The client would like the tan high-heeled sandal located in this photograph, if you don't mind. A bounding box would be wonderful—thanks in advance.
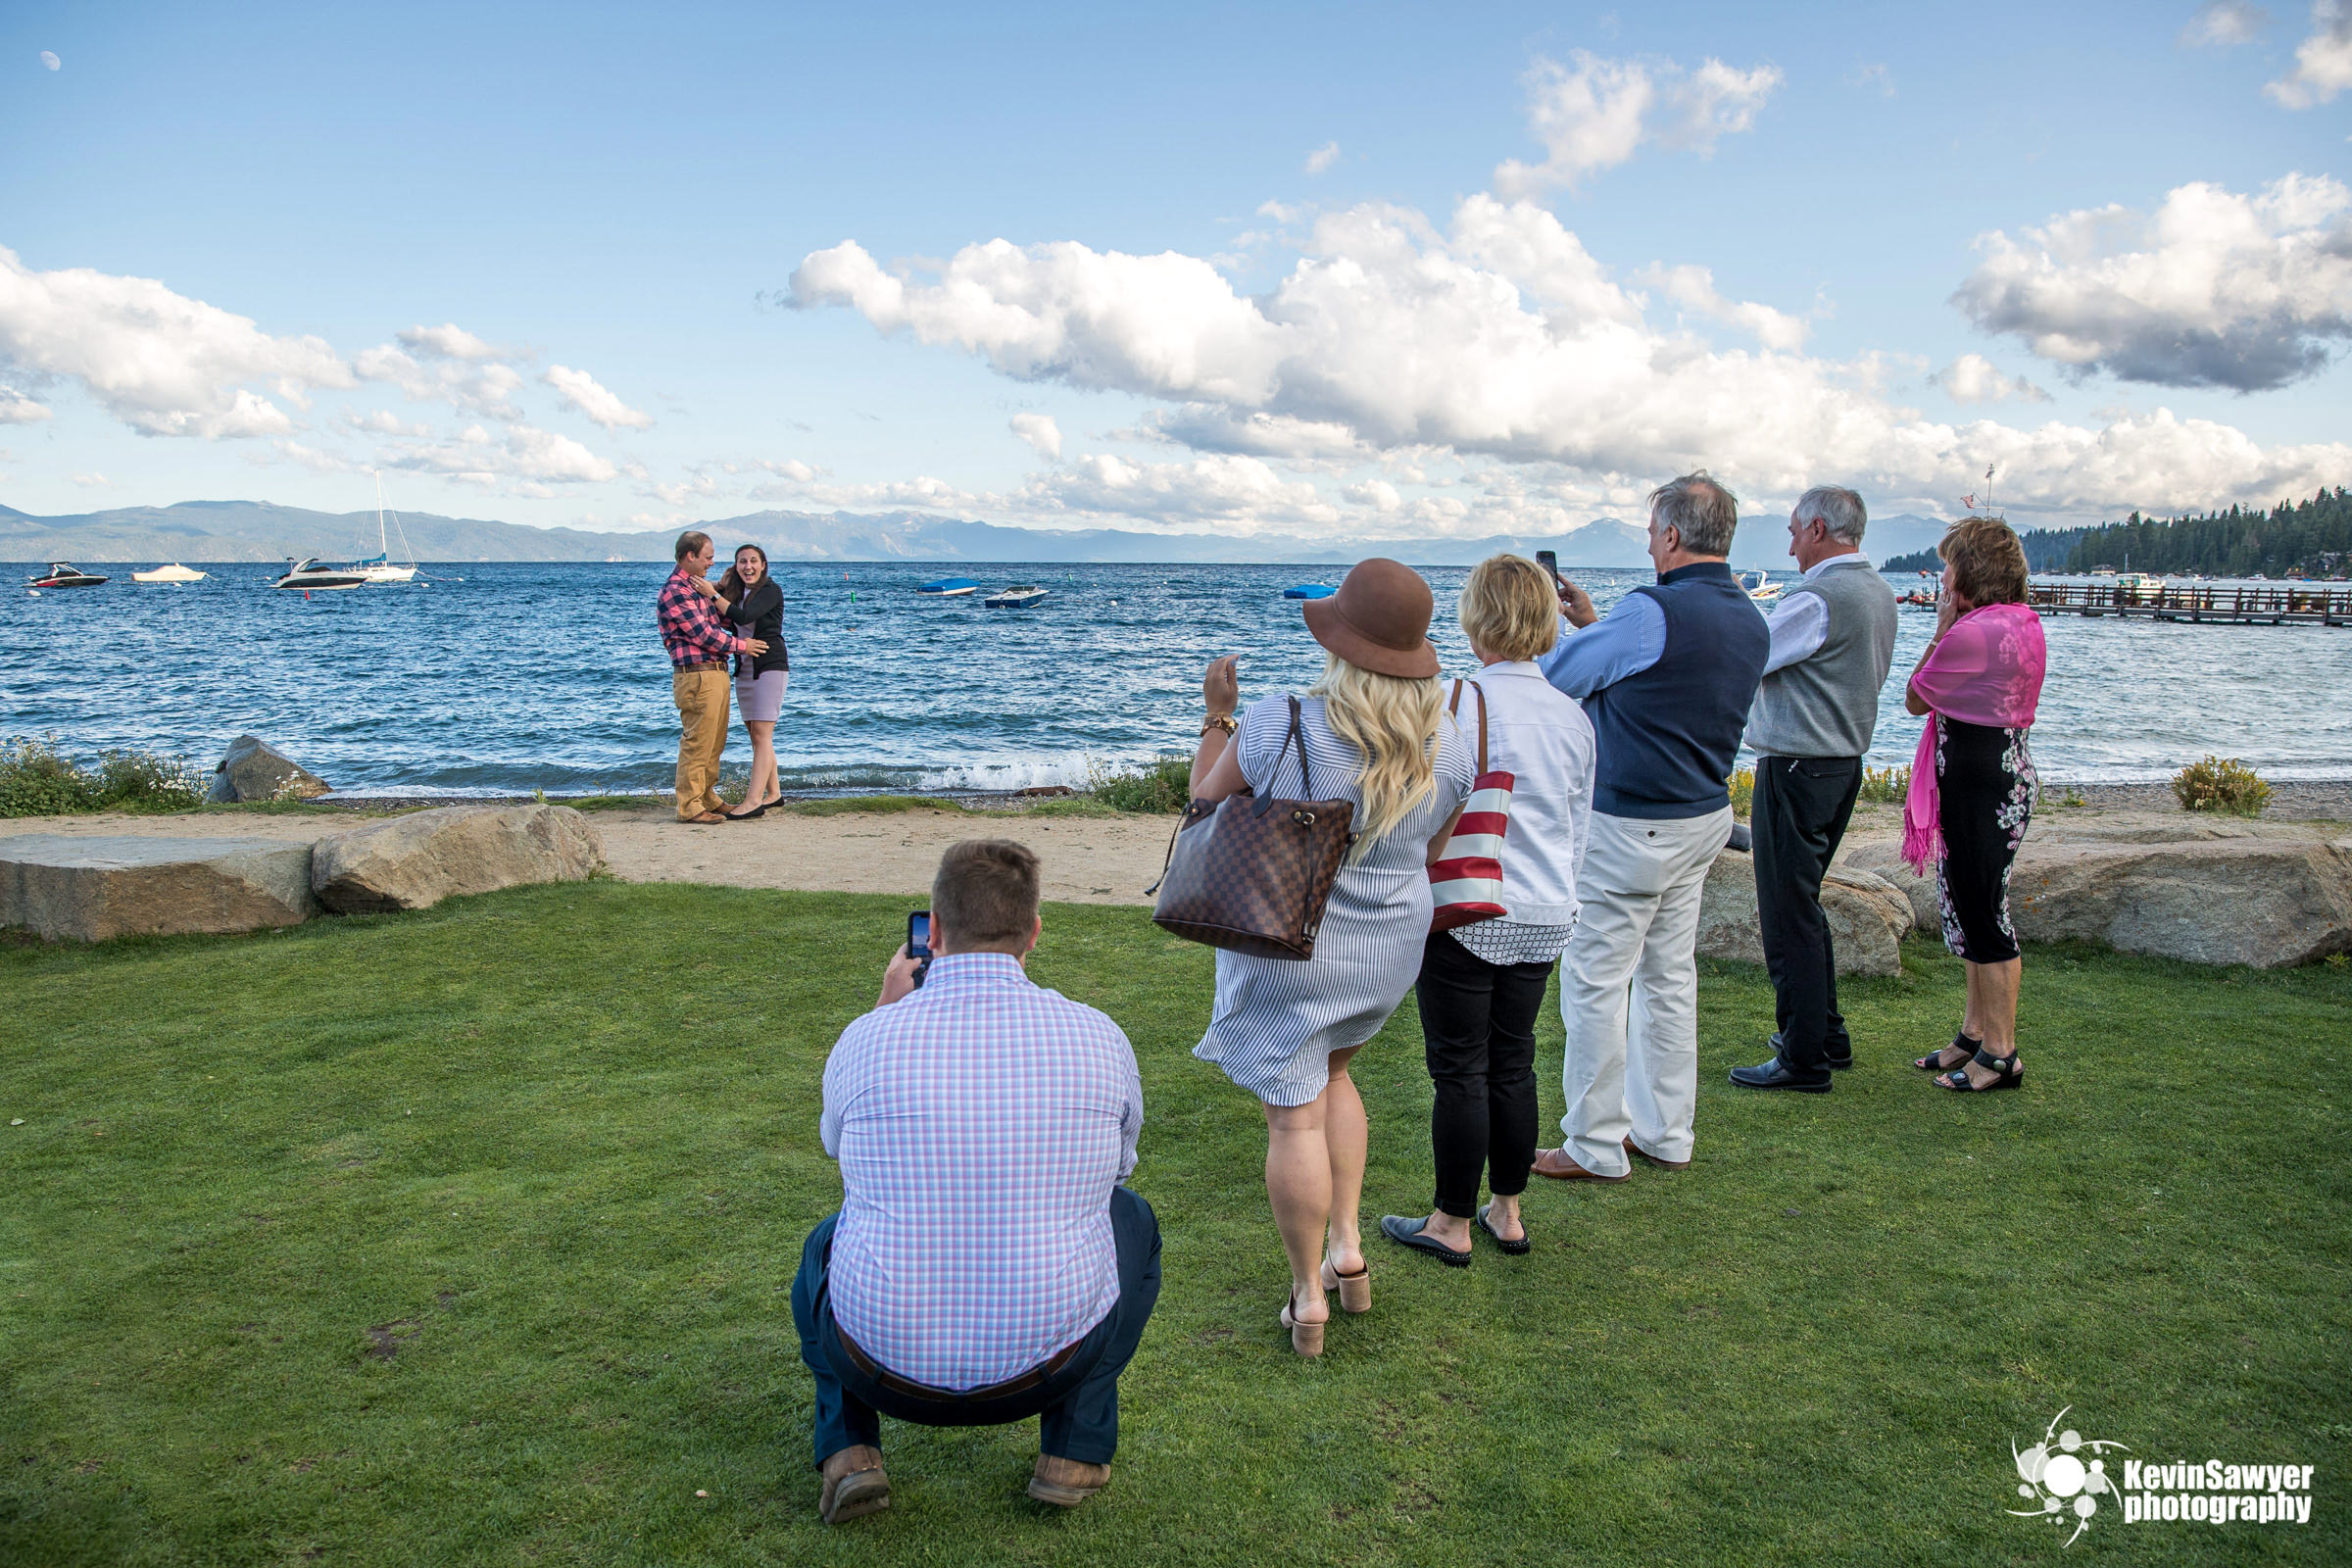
[1281,1294,1325,1356]
[1319,1257,1372,1314]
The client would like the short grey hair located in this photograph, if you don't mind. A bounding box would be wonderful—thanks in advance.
[1647,471,1740,558]
[1794,485,1867,545]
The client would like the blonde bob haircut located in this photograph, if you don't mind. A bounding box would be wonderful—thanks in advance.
[1458,555,1561,662]
[1308,654,1444,853]
[1938,516,2030,608]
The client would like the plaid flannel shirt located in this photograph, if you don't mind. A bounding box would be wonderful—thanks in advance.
[820,951,1144,1391]
[657,565,746,669]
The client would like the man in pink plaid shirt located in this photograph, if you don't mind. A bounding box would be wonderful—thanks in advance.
[656,530,764,821]
[791,839,1158,1524]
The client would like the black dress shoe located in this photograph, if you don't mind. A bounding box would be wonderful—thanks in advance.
[1729,1057,1833,1093]
[1770,1031,1852,1072]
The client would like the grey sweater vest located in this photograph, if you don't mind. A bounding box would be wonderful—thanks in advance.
[1745,562,1899,759]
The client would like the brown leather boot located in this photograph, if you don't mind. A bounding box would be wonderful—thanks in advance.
[1028,1453,1112,1507]
[819,1445,890,1525]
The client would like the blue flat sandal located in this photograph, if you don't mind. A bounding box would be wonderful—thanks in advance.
[1379,1214,1472,1267]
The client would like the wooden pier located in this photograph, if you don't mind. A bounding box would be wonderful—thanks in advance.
[2028,582,2352,626]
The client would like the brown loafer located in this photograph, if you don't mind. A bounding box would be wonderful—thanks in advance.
[1624,1136,1690,1171]
[1028,1453,1111,1507]
[677,810,726,825]
[819,1445,890,1525]
[1531,1147,1628,1182]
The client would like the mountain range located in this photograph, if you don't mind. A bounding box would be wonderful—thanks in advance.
[0,499,1954,570]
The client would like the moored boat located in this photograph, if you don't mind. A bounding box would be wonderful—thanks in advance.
[271,557,368,591]
[27,563,107,588]
[983,585,1049,608]
[1282,583,1335,600]
[916,576,981,597]
[131,564,207,583]
[1740,569,1782,604]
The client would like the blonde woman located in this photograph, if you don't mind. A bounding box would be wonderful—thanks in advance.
[1383,556,1594,1267]
[1188,559,1474,1356]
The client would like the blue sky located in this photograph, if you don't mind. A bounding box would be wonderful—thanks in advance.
[4,1,2350,539]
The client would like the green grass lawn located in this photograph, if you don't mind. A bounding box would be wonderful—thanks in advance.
[2,885,2345,1566]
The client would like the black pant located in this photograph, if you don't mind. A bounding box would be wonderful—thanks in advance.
[791,1188,1162,1469]
[1413,930,1551,1218]
[1752,755,1863,1076]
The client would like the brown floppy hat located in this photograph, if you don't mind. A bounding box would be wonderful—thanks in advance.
[1302,558,1441,679]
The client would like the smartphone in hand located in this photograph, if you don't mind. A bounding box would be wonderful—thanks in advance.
[1535,549,1565,590]
[907,909,933,989]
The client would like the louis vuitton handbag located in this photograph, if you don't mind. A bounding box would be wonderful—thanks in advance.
[1148,696,1356,959]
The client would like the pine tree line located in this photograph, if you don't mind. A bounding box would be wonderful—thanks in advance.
[2062,489,2352,576]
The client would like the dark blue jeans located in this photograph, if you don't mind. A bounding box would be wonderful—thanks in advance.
[791,1187,1160,1469]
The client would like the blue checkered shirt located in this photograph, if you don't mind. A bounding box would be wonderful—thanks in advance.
[820,951,1144,1391]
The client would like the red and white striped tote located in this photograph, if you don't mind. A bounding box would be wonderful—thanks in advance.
[1429,678,1514,932]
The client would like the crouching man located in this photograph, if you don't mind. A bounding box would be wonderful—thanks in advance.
[791,838,1158,1524]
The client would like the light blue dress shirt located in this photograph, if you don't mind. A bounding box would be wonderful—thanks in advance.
[1538,590,1667,699]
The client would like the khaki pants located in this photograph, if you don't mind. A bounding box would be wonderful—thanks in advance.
[673,667,731,818]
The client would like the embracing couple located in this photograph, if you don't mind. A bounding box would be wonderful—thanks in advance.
[655,529,792,822]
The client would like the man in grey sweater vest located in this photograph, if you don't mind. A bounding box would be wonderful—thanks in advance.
[1730,486,1899,1093]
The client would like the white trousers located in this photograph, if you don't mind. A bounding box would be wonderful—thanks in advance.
[1558,807,1731,1175]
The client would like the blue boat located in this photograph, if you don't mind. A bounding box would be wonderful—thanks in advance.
[915,577,981,597]
[1282,583,1335,600]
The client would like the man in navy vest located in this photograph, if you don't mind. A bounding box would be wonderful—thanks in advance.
[1532,473,1769,1181]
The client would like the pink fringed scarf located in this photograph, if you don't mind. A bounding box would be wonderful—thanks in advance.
[1901,602,2047,873]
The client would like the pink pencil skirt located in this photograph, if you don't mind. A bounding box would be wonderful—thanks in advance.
[735,669,788,723]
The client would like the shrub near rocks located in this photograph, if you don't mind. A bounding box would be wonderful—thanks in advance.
[2174,756,2273,817]
[0,736,206,817]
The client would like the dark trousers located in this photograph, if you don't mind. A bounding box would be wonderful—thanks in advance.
[1752,755,1864,1076]
[790,1188,1160,1470]
[1413,930,1551,1218]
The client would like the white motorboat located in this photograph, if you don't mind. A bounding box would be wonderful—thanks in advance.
[1740,569,1783,604]
[131,564,207,583]
[984,585,1049,608]
[271,557,368,591]
[917,576,981,596]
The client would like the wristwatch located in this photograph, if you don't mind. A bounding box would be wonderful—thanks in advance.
[1200,713,1238,737]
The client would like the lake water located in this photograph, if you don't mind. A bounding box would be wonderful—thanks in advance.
[6,561,2350,795]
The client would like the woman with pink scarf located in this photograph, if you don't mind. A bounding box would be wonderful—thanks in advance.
[1899,517,2047,1092]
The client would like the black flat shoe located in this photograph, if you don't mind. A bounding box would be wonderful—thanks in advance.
[1936,1047,2024,1092]
[1379,1214,1471,1267]
[724,802,769,820]
[1474,1203,1530,1255]
[1772,1030,1852,1072]
[1729,1057,1833,1093]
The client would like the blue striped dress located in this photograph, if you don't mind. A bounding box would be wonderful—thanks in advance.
[1193,693,1475,1106]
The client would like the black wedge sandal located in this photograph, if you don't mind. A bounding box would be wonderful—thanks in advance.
[1914,1031,1981,1072]
[1936,1046,2024,1092]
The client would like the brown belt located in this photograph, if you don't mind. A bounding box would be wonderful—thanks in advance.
[673,660,725,672]
[831,1316,1086,1403]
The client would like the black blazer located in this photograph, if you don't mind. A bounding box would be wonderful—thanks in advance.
[724,578,789,676]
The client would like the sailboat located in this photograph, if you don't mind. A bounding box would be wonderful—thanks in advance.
[354,472,419,583]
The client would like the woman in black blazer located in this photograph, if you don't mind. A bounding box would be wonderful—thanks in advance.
[712,544,789,819]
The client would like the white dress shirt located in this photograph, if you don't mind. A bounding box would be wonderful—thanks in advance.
[1761,552,1879,675]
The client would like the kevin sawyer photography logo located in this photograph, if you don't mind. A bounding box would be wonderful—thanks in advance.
[2005,1407,2317,1547]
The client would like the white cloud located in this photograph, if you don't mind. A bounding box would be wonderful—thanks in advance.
[381,421,615,486]
[70,471,110,487]
[792,192,2352,515]
[343,407,431,437]
[2181,1,2271,46]
[269,440,351,474]
[0,385,49,424]
[355,343,525,417]
[1304,141,1342,175]
[0,244,350,437]
[1009,411,1062,459]
[39,51,59,71]
[1494,50,1781,196]
[2268,1,2352,104]
[1931,354,2051,405]
[544,364,653,429]
[1849,62,1895,97]
[397,322,503,361]
[1953,172,2352,389]
[1640,263,1809,349]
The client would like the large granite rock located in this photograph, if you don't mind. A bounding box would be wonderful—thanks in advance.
[1692,848,1915,977]
[311,804,605,913]
[0,834,315,941]
[207,735,329,803]
[1841,835,2352,969]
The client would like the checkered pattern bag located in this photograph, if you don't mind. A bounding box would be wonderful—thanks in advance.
[1429,679,1513,932]
[1148,696,1356,960]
